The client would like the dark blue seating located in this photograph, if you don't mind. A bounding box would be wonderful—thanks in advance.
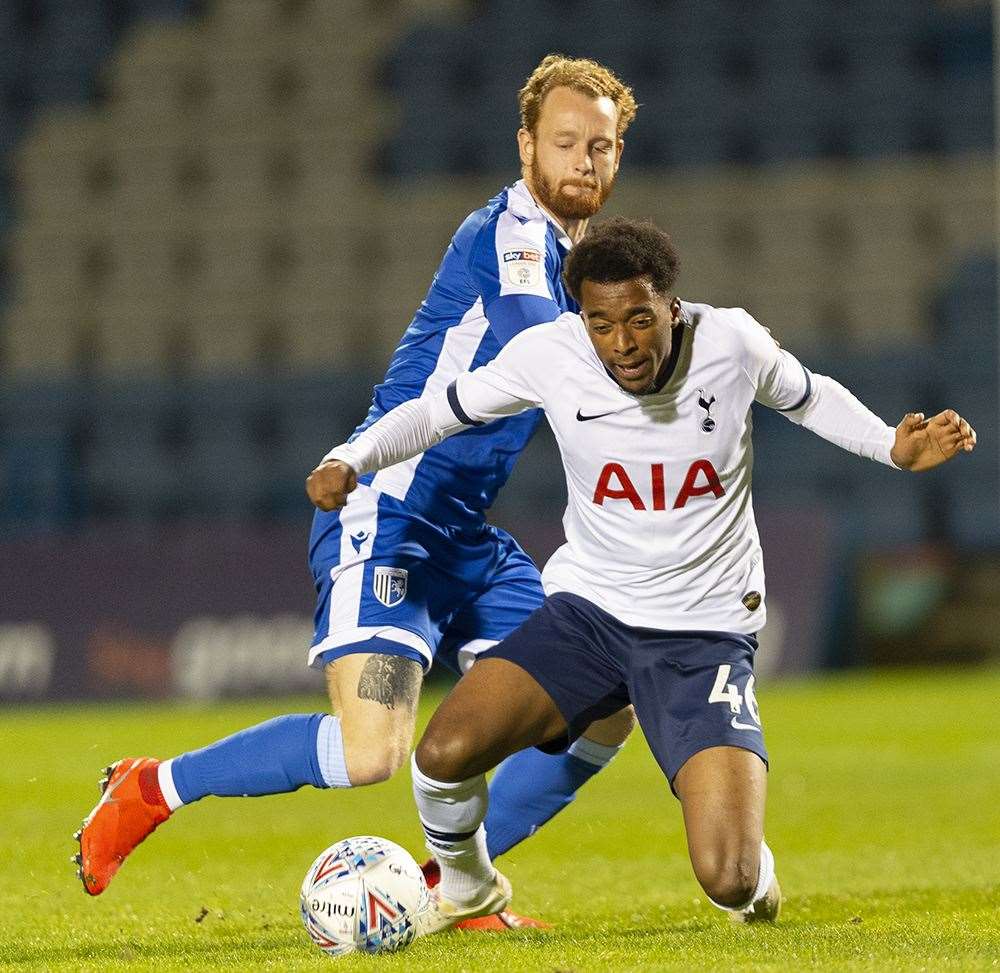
[377,0,991,175]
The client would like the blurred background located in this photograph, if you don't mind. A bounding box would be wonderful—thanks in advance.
[0,0,995,703]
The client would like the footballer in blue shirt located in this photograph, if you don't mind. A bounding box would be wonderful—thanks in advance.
[77,55,639,924]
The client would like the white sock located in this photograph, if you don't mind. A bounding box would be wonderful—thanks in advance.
[568,735,624,767]
[752,840,776,904]
[317,714,351,788]
[709,840,776,913]
[157,759,184,812]
[411,754,493,906]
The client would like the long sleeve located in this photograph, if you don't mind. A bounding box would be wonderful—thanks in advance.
[321,329,546,476]
[782,373,898,467]
[740,309,898,467]
[321,395,464,476]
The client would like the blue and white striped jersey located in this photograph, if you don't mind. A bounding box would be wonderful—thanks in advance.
[321,179,576,533]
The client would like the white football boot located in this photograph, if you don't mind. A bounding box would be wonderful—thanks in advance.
[730,875,782,923]
[415,868,512,937]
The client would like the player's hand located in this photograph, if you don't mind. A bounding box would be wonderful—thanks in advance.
[306,460,358,511]
[890,410,977,472]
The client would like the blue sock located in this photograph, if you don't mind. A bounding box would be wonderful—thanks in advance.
[169,713,350,805]
[484,738,621,859]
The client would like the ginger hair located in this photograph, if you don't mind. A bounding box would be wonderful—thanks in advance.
[518,54,637,138]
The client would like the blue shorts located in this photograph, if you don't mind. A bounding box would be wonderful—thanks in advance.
[308,485,544,674]
[480,592,768,785]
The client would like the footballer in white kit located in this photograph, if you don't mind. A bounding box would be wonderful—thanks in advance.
[453,297,802,636]
[314,217,977,932]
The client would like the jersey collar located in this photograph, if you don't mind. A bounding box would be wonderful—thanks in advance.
[643,315,687,395]
[507,179,574,251]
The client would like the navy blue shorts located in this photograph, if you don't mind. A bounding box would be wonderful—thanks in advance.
[479,592,768,785]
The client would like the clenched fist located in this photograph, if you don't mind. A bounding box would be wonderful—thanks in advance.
[306,459,358,511]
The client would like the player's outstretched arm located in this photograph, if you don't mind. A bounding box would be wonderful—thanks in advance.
[889,410,977,472]
[304,394,461,512]
[306,360,540,511]
[765,359,974,472]
[750,314,977,473]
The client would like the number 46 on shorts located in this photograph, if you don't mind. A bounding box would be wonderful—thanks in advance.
[708,664,761,730]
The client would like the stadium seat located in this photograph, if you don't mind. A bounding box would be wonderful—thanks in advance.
[172,378,269,514]
[75,379,173,515]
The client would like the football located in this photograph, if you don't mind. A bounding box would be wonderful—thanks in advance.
[299,836,429,956]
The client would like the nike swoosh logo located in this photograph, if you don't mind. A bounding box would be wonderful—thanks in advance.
[730,716,761,732]
[576,409,615,422]
[84,759,146,824]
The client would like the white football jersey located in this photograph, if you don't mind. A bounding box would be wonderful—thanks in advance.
[445,302,872,632]
[331,301,898,634]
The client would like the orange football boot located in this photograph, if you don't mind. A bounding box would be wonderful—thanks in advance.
[455,911,552,931]
[420,858,551,931]
[74,757,171,895]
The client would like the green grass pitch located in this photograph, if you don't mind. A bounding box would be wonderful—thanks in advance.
[1,667,998,971]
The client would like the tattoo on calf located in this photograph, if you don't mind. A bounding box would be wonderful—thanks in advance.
[357,655,419,710]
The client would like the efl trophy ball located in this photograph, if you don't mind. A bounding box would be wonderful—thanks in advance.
[299,836,429,957]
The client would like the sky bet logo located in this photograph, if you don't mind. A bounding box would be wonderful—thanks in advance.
[592,460,725,510]
[503,248,542,287]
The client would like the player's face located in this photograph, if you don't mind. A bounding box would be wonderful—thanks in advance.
[580,276,681,395]
[519,86,622,221]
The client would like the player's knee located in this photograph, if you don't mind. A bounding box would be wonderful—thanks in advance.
[414,730,477,783]
[692,850,759,909]
[343,736,410,786]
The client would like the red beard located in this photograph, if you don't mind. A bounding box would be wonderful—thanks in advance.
[531,160,614,221]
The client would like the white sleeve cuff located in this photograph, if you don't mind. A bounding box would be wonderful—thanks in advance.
[322,441,364,472]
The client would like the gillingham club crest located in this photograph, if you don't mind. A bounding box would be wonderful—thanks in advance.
[373,567,408,608]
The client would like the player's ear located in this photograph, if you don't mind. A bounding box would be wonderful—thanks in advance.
[517,127,534,167]
[670,297,681,325]
[613,138,624,173]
